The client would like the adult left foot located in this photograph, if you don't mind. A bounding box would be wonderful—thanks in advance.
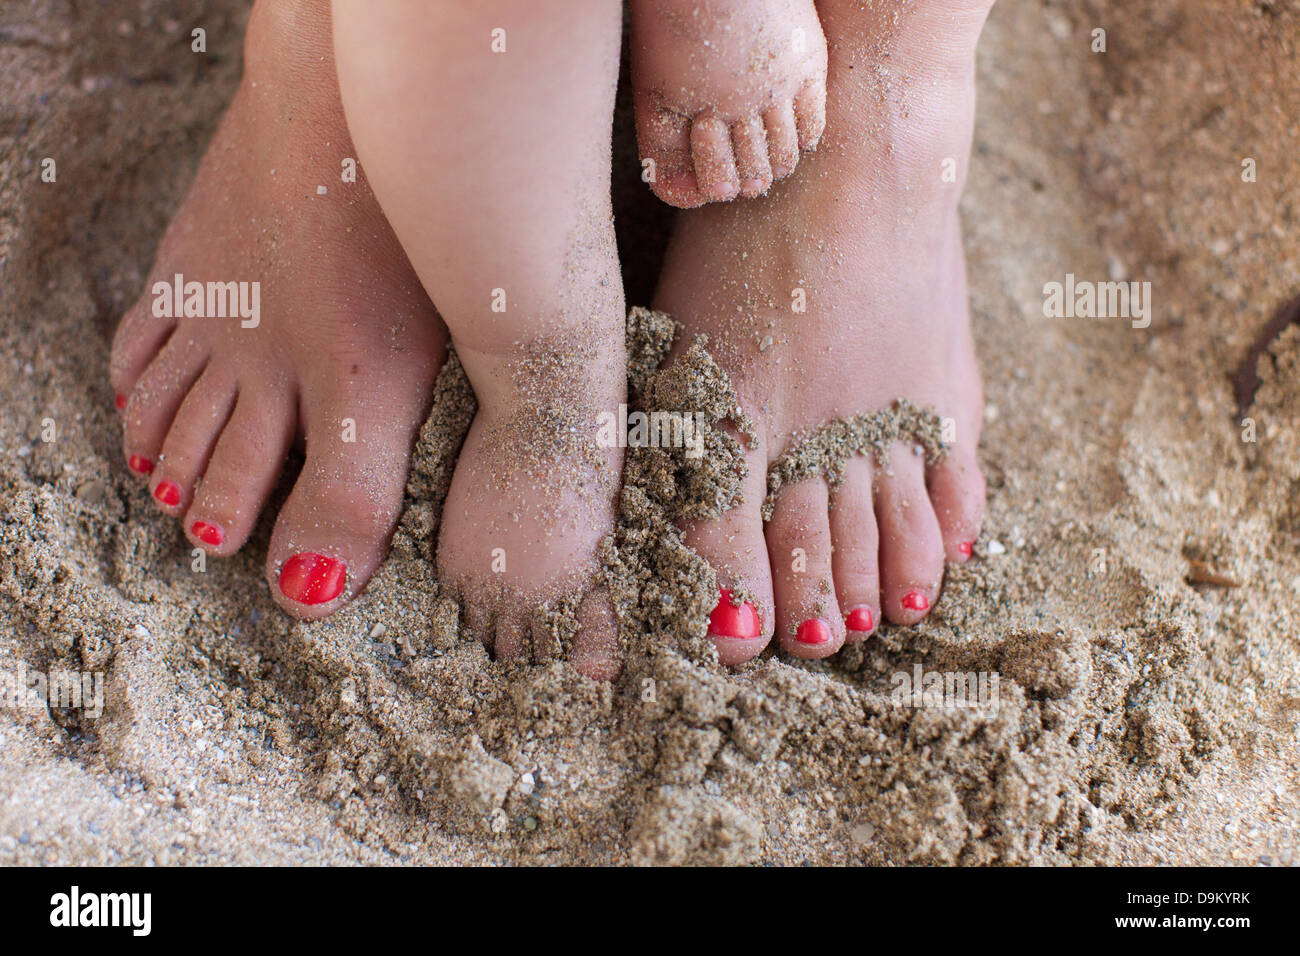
[654,0,995,663]
[109,1,445,619]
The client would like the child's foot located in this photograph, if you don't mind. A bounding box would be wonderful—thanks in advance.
[333,0,627,678]
[110,1,445,619]
[631,0,828,206]
[654,0,995,664]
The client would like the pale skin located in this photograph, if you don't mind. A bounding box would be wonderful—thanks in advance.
[332,0,628,678]
[630,0,828,205]
[109,0,992,676]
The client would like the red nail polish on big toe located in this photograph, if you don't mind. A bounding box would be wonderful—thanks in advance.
[796,619,831,645]
[845,606,875,633]
[153,480,180,507]
[708,587,760,639]
[114,392,126,411]
[279,552,347,605]
[190,521,224,547]
[902,590,930,612]
[128,455,153,475]
[957,541,973,559]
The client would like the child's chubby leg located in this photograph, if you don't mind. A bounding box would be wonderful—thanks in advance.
[630,0,828,206]
[332,0,626,677]
[109,0,446,619]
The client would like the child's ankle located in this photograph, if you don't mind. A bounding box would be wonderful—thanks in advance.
[459,330,626,411]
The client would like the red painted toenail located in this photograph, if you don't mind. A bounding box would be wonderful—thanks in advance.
[279,552,347,605]
[153,480,181,507]
[190,521,223,547]
[796,619,831,645]
[128,455,153,475]
[845,606,875,633]
[708,587,760,639]
[114,392,126,411]
[902,590,930,612]
[958,541,973,558]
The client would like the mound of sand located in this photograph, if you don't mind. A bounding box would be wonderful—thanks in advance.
[1,0,1297,864]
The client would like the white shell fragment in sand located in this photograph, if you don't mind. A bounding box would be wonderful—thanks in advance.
[850,822,876,845]
[987,540,1007,555]
[369,623,387,639]
[75,479,106,504]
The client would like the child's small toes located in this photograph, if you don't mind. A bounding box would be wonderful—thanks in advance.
[690,116,740,202]
[762,103,800,180]
[634,94,703,207]
[457,599,493,651]
[492,610,529,662]
[794,77,827,151]
[731,116,773,197]
[569,590,621,681]
[655,168,704,208]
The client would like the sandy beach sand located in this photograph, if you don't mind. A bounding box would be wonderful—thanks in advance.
[1,0,1297,865]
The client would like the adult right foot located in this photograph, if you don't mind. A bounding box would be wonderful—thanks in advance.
[655,0,995,664]
[110,0,445,618]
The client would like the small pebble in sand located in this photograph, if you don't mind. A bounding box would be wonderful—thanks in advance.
[130,624,150,640]
[523,816,538,831]
[987,540,1007,555]
[75,479,105,504]
[369,623,387,639]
